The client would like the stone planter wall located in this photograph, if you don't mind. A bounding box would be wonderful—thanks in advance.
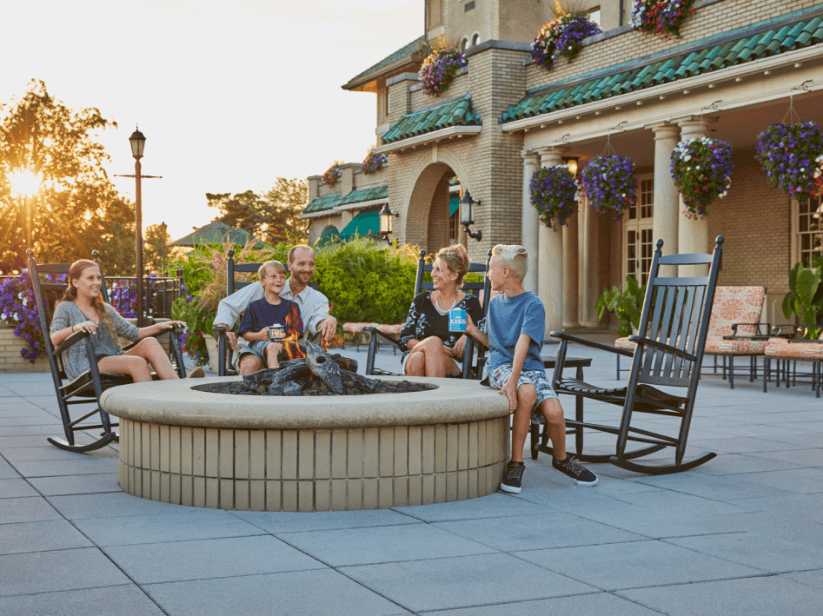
[0,326,48,373]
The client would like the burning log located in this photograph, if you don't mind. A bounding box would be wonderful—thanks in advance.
[306,340,344,394]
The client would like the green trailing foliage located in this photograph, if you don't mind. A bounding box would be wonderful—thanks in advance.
[782,255,823,340]
[596,275,646,337]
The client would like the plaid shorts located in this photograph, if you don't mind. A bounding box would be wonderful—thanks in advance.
[486,365,558,424]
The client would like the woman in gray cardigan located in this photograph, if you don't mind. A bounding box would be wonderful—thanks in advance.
[49,260,204,382]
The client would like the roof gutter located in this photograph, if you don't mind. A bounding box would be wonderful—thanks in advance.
[374,125,483,154]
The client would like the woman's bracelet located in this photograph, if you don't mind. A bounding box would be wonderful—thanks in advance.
[71,324,77,333]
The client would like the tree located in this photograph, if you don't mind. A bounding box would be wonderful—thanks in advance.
[206,178,308,246]
[144,223,172,274]
[262,178,308,245]
[0,80,136,273]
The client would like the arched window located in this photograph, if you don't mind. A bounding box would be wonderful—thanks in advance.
[460,37,469,52]
[471,32,481,46]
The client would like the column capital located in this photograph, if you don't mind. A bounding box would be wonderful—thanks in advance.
[647,122,680,140]
[536,145,569,167]
[673,115,718,141]
[520,150,540,165]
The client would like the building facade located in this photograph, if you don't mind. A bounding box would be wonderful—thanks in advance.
[302,0,823,331]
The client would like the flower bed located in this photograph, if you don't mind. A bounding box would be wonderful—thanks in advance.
[581,155,638,221]
[670,137,733,219]
[631,0,696,38]
[531,13,601,70]
[530,165,579,229]
[0,272,55,363]
[419,46,467,97]
[755,122,823,204]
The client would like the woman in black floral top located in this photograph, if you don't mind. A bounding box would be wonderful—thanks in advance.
[400,244,486,377]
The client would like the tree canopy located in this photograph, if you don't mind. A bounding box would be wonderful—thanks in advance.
[0,80,136,273]
[207,178,308,246]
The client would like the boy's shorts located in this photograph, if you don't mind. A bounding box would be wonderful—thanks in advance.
[243,340,282,363]
[486,364,558,424]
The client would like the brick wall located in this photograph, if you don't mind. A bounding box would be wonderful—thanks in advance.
[0,327,48,373]
[525,0,822,91]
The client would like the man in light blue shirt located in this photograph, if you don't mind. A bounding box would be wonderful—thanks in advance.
[466,244,597,493]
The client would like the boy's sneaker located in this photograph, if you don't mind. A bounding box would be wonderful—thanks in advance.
[553,455,598,486]
[500,461,525,494]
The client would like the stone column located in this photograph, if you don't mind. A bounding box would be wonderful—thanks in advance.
[579,199,600,328]
[537,146,567,336]
[520,150,540,293]
[563,208,580,329]
[649,123,680,274]
[677,117,714,277]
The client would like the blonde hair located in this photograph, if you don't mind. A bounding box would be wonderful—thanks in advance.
[435,244,470,285]
[63,260,115,335]
[492,245,529,282]
[258,261,286,279]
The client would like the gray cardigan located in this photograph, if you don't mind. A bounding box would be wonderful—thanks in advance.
[50,301,139,380]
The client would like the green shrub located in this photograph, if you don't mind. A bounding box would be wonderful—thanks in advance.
[596,275,646,337]
[782,255,823,340]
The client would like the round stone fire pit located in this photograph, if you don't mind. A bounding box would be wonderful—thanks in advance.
[100,376,510,512]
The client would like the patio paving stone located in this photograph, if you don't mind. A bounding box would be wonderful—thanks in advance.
[13,456,119,477]
[0,519,93,555]
[0,585,165,616]
[145,568,411,616]
[343,552,598,612]
[0,478,39,498]
[782,569,823,589]
[232,508,420,534]
[0,496,62,524]
[29,472,121,496]
[618,576,823,615]
[425,592,662,615]
[393,491,552,522]
[278,522,495,567]
[47,491,187,520]
[0,547,131,596]
[514,540,760,591]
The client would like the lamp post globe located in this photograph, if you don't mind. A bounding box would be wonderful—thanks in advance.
[129,127,146,160]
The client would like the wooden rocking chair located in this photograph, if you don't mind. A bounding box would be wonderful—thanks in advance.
[544,236,724,475]
[28,250,186,453]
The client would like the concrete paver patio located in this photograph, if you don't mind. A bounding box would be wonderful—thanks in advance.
[1,344,821,615]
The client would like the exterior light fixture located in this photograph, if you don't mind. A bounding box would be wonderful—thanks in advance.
[562,156,579,176]
[129,126,146,160]
[460,190,482,242]
[379,203,398,240]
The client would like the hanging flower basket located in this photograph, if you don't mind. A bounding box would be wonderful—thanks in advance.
[323,165,342,186]
[418,46,467,97]
[755,121,823,204]
[630,0,696,38]
[360,151,387,175]
[530,165,579,230]
[581,155,638,221]
[670,137,734,219]
[531,13,601,70]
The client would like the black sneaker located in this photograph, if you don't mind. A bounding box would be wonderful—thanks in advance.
[553,455,598,486]
[500,461,525,494]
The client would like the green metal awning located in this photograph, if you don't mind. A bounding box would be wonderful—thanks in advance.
[303,192,343,214]
[450,197,459,217]
[339,210,380,239]
[382,94,481,144]
[500,8,823,124]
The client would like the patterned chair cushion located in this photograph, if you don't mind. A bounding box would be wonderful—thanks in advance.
[614,336,635,351]
[705,337,768,354]
[765,341,823,360]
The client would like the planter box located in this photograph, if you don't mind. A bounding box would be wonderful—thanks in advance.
[0,325,49,373]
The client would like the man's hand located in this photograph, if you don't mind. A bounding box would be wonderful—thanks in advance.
[317,316,338,342]
[499,376,518,413]
[214,323,238,350]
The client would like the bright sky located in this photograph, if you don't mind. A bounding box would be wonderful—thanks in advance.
[0,0,422,240]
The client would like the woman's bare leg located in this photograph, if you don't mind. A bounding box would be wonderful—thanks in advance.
[405,351,425,376]
[97,354,153,383]
[410,337,460,378]
[122,338,179,380]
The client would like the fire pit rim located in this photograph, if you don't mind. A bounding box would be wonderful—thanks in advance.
[101,375,510,430]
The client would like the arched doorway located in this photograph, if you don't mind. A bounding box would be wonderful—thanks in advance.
[403,162,461,254]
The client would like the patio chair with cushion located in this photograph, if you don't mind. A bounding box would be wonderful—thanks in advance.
[364,249,492,380]
[28,250,186,453]
[544,236,724,475]
[763,327,823,397]
[615,286,768,388]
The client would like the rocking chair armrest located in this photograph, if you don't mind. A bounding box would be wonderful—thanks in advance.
[787,338,823,344]
[123,323,183,352]
[730,322,771,337]
[628,335,697,361]
[549,331,634,357]
[362,326,402,350]
[53,330,89,356]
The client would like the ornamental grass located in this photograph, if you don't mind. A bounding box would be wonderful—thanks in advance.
[530,165,579,229]
[755,121,823,204]
[581,155,638,221]
[670,137,733,219]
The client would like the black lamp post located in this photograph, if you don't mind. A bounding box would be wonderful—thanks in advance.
[160,221,168,274]
[460,190,482,241]
[129,127,146,326]
[379,203,399,241]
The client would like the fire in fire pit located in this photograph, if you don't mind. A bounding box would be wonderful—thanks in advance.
[193,340,436,397]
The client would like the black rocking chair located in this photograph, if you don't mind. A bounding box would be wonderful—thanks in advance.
[364,249,492,380]
[28,250,186,453]
[543,236,724,475]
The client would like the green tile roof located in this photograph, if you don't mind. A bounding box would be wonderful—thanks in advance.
[382,94,481,144]
[346,36,425,87]
[500,12,823,124]
[169,221,260,247]
[303,192,343,214]
[339,184,388,206]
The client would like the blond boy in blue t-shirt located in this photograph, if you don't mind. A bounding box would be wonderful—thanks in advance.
[466,244,597,493]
